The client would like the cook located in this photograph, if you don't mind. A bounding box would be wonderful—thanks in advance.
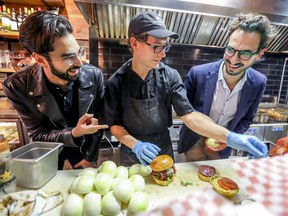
[100,11,268,166]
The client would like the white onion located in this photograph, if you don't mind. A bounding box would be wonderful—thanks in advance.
[128,164,150,177]
[94,172,112,195]
[101,191,122,216]
[69,176,81,193]
[98,160,117,178]
[79,167,97,177]
[110,177,122,190]
[83,191,101,216]
[115,165,129,178]
[113,179,135,203]
[62,193,83,216]
[127,191,149,214]
[129,174,145,191]
[76,174,95,194]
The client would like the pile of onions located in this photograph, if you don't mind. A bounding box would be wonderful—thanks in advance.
[62,161,150,216]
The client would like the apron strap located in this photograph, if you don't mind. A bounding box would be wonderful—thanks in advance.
[157,67,172,127]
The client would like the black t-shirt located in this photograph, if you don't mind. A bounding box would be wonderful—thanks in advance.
[102,61,195,127]
[46,79,79,127]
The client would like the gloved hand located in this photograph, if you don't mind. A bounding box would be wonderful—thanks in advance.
[227,132,268,158]
[132,141,161,166]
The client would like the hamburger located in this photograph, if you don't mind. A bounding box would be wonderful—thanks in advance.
[210,176,239,197]
[269,137,288,156]
[205,138,227,152]
[150,155,176,186]
[198,165,216,182]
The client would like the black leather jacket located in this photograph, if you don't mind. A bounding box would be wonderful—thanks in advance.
[3,63,105,162]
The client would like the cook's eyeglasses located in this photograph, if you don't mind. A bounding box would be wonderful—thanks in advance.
[42,47,86,66]
[224,46,260,61]
[139,40,171,54]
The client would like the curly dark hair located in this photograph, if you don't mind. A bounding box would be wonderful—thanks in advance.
[19,11,73,55]
[228,13,278,49]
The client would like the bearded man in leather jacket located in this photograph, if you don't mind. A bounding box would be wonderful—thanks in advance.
[3,11,108,169]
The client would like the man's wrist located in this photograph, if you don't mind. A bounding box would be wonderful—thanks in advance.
[72,128,80,138]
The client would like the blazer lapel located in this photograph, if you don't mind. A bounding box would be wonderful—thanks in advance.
[202,63,220,115]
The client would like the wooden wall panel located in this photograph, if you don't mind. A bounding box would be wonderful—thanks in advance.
[63,0,89,40]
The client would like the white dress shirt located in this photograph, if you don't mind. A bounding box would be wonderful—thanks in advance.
[209,62,247,127]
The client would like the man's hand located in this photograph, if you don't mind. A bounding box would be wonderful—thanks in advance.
[227,132,268,158]
[132,141,161,166]
[72,114,108,138]
[74,159,97,169]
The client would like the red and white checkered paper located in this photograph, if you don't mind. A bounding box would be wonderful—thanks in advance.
[141,155,288,216]
[231,154,288,216]
[141,187,271,216]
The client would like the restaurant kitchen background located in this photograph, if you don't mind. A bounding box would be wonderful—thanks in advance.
[0,0,287,164]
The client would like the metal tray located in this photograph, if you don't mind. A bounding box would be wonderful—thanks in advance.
[11,142,63,189]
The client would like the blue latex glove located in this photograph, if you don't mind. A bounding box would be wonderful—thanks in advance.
[132,141,161,166]
[227,132,268,158]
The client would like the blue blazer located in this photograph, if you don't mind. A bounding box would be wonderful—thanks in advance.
[177,60,267,158]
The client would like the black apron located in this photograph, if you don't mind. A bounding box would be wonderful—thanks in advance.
[120,68,173,166]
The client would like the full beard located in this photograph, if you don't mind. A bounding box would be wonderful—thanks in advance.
[49,62,80,81]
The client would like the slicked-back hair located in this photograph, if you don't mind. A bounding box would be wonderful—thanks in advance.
[228,13,278,49]
[19,11,73,55]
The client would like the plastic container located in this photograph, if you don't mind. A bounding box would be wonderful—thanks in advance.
[11,142,63,189]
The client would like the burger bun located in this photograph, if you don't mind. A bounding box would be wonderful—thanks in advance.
[205,138,227,152]
[152,174,175,186]
[211,176,239,197]
[150,155,174,171]
[198,165,216,182]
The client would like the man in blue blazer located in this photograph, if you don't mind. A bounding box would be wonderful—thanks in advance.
[178,13,278,160]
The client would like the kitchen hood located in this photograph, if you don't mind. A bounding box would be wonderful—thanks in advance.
[74,0,288,52]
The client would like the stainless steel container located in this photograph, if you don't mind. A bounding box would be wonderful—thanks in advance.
[11,142,63,189]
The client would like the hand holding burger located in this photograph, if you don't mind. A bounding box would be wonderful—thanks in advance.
[205,138,227,152]
[150,155,176,186]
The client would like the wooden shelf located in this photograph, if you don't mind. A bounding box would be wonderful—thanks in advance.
[0,31,19,40]
[0,68,16,73]
[1,0,65,7]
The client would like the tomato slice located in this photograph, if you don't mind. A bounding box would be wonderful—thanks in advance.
[217,177,239,190]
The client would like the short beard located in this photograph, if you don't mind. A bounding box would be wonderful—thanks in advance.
[47,58,80,81]
[224,60,246,77]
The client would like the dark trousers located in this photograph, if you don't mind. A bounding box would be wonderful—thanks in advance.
[58,146,84,170]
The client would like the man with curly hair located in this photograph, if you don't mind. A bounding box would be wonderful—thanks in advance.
[178,13,278,161]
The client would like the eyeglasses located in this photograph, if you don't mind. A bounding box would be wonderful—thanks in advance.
[224,46,260,61]
[42,47,86,66]
[139,40,171,54]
